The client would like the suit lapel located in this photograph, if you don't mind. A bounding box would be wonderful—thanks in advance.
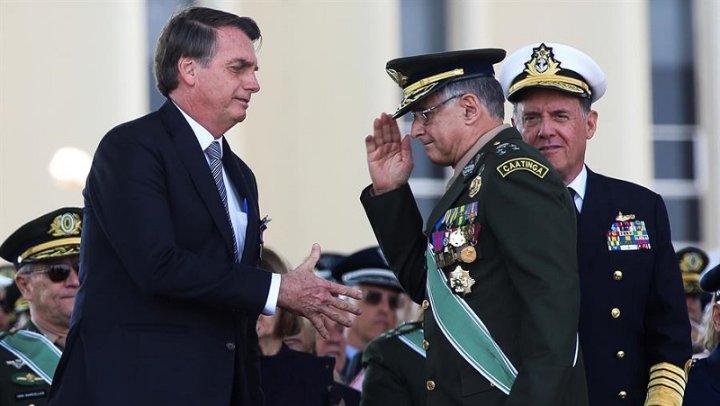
[221,139,259,265]
[577,168,614,265]
[159,101,236,255]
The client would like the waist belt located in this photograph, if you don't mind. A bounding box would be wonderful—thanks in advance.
[426,247,517,394]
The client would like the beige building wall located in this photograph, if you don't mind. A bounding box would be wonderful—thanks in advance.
[1,1,716,265]
[0,1,148,260]
[203,0,402,264]
[694,0,720,252]
[449,0,653,186]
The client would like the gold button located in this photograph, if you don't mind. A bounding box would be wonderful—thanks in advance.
[616,350,625,359]
[611,308,621,318]
[422,300,429,310]
[618,390,627,399]
[613,270,623,280]
[422,340,430,350]
[426,380,436,391]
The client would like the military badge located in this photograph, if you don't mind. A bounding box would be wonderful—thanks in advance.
[496,158,548,179]
[449,266,475,295]
[5,358,24,369]
[460,246,477,263]
[493,142,520,156]
[431,203,482,267]
[469,175,482,198]
[607,212,651,251]
[48,212,82,237]
[11,372,45,386]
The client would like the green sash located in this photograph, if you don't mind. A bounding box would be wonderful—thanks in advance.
[426,248,517,394]
[0,330,61,384]
[397,328,427,358]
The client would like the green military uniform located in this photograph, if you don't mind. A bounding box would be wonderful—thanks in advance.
[361,321,426,406]
[0,321,59,406]
[361,127,588,405]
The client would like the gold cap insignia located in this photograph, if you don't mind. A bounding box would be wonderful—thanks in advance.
[48,212,82,237]
[507,43,591,100]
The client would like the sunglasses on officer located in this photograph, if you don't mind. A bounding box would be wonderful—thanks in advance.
[23,261,79,283]
[362,288,402,310]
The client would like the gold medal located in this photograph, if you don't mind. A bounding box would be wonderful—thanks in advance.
[449,266,475,295]
[460,246,477,263]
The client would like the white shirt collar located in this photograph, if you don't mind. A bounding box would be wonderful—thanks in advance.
[174,102,224,156]
[567,165,588,209]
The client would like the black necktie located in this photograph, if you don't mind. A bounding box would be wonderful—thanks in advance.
[567,187,581,233]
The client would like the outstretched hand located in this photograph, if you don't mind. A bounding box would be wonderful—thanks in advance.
[365,113,414,194]
[278,244,363,339]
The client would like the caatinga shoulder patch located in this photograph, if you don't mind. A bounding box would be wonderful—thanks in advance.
[496,157,548,179]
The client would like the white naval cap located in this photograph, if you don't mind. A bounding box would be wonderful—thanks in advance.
[498,42,607,103]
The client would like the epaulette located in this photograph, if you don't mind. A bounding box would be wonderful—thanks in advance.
[379,321,422,340]
[491,140,522,157]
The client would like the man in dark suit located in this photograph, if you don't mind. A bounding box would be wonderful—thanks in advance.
[47,7,361,406]
[500,42,692,405]
[361,49,588,405]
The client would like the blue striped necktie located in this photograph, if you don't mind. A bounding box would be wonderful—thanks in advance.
[205,141,239,262]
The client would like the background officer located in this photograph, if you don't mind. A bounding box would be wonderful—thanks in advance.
[500,42,692,406]
[331,246,405,385]
[677,247,711,354]
[361,314,426,406]
[0,207,82,406]
[683,263,720,404]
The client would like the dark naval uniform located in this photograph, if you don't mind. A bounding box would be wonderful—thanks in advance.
[577,168,691,405]
[361,321,426,406]
[362,127,588,405]
[0,322,59,406]
[683,348,720,405]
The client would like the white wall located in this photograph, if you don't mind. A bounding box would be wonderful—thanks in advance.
[0,0,148,246]
[2,0,717,266]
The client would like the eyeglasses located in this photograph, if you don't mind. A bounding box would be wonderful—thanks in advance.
[363,289,402,310]
[25,262,79,283]
[412,94,462,124]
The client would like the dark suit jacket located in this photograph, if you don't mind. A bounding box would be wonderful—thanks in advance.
[361,128,588,406]
[577,168,691,405]
[48,100,272,406]
[683,348,720,405]
[260,344,359,406]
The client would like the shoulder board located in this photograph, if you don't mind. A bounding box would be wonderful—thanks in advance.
[491,140,522,157]
[380,321,422,339]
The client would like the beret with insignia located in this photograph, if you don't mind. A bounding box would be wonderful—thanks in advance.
[498,42,607,103]
[332,246,403,292]
[386,48,506,118]
[0,207,82,267]
[676,246,709,294]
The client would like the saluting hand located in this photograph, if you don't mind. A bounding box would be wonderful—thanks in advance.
[278,243,363,339]
[365,113,414,195]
